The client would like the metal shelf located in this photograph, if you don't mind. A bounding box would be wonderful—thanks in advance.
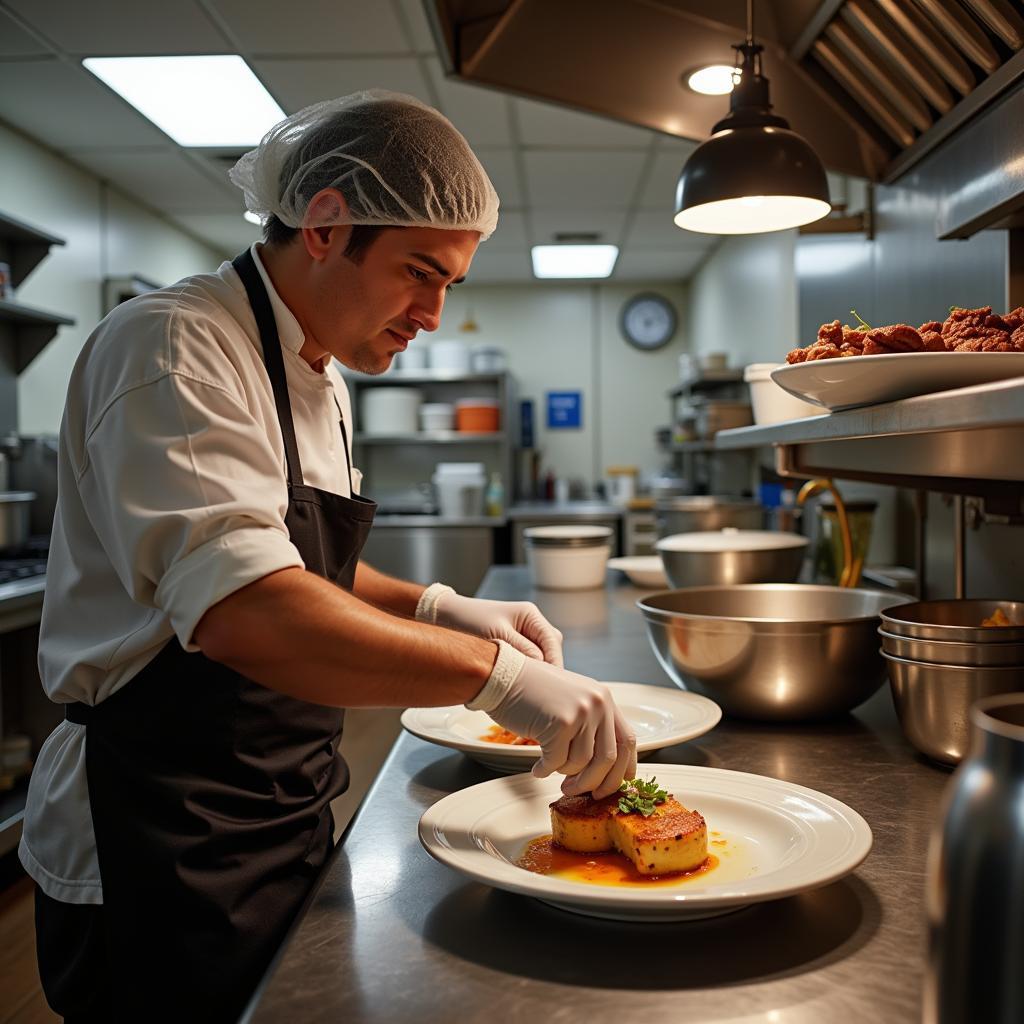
[344,370,505,386]
[0,210,65,288]
[668,370,745,397]
[715,377,1024,495]
[354,431,505,444]
[0,298,75,373]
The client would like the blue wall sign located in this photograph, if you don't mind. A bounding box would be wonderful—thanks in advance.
[546,390,582,429]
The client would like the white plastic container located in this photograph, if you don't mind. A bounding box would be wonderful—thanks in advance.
[433,462,486,518]
[420,403,455,432]
[429,340,471,373]
[524,525,612,591]
[470,345,506,373]
[744,363,822,424]
[362,387,421,435]
[394,346,428,370]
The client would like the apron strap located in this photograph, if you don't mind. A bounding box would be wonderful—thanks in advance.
[232,249,305,488]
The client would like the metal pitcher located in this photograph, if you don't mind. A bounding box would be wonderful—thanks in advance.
[924,693,1024,1023]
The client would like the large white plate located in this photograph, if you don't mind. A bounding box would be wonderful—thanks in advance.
[419,764,872,922]
[772,351,1024,411]
[401,682,721,773]
[607,555,667,588]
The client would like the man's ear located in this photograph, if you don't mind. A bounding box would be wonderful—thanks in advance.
[300,188,351,261]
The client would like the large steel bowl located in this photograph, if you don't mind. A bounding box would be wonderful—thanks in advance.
[883,653,1024,765]
[881,599,1024,643]
[656,530,808,589]
[654,496,763,539]
[879,629,1024,667]
[638,584,914,721]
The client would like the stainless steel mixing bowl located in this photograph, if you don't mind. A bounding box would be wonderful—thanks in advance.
[880,599,1024,643]
[883,652,1024,765]
[654,496,763,539]
[638,584,913,721]
[879,629,1024,667]
[656,530,808,589]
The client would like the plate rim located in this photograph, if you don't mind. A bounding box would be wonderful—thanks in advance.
[400,682,722,762]
[418,763,873,913]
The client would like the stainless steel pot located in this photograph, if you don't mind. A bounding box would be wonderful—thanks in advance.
[881,599,1024,643]
[879,629,1024,667]
[0,491,35,552]
[638,584,913,721]
[656,530,808,588]
[883,652,1024,765]
[654,496,763,538]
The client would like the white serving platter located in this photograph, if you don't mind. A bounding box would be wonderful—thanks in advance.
[607,555,668,588]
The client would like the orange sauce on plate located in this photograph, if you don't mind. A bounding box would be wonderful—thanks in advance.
[518,835,720,888]
[480,725,538,745]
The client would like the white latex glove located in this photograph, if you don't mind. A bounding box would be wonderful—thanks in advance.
[473,647,637,798]
[437,592,564,667]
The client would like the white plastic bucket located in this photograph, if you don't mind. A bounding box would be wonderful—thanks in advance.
[524,525,612,590]
[432,463,486,517]
[429,340,470,373]
[744,363,821,424]
[362,387,421,435]
[420,403,455,431]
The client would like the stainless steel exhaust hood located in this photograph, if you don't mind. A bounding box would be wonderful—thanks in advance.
[425,0,1024,185]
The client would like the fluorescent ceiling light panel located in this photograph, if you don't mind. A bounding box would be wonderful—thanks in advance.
[82,55,284,147]
[531,245,618,279]
[687,65,739,95]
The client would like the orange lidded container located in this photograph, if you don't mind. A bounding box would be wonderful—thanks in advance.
[455,398,501,433]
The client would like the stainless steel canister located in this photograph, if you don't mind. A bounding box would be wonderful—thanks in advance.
[924,693,1024,1023]
[0,491,35,552]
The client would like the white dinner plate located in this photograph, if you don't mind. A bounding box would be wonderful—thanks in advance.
[772,351,1024,411]
[419,764,872,922]
[401,682,721,773]
[607,556,667,588]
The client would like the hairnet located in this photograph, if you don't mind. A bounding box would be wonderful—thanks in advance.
[229,89,499,240]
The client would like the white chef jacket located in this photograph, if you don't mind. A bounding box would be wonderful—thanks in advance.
[19,244,363,905]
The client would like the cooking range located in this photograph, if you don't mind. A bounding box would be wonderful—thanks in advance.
[0,536,48,595]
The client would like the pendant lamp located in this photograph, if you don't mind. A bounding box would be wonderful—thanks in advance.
[674,0,830,235]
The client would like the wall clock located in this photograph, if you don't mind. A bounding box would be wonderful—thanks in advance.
[620,293,677,350]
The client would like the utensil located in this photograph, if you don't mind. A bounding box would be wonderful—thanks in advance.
[654,496,764,538]
[0,491,35,552]
[881,599,1024,643]
[882,652,1024,765]
[879,629,1024,667]
[744,362,821,424]
[656,529,807,589]
[925,694,1024,1023]
[401,682,721,774]
[638,584,913,720]
[418,763,873,922]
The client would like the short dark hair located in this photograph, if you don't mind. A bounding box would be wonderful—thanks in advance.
[263,217,389,264]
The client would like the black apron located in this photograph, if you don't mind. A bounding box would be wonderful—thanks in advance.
[66,249,376,1022]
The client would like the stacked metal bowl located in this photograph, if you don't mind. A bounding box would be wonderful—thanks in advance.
[880,600,1024,766]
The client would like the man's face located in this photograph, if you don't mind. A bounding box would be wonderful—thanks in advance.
[309,226,481,375]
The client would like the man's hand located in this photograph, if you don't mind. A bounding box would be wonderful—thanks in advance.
[487,657,636,798]
[437,593,564,666]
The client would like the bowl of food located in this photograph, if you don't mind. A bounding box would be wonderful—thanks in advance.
[656,529,808,589]
[880,599,1024,643]
[638,584,913,721]
[883,653,1024,765]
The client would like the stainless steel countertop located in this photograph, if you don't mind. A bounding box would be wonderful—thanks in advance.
[247,567,949,1024]
[0,574,45,634]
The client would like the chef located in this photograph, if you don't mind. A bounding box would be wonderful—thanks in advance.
[20,90,636,1023]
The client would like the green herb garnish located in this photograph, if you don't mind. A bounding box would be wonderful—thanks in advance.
[849,309,872,331]
[617,777,669,817]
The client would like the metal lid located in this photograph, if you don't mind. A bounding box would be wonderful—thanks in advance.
[524,524,613,548]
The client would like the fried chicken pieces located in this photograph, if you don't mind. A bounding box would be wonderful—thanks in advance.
[787,307,1024,363]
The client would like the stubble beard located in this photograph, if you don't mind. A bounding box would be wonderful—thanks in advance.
[350,340,393,376]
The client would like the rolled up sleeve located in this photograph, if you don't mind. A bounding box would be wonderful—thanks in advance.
[79,370,304,650]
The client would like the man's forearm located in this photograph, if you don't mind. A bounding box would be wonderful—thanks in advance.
[193,567,493,707]
[352,560,427,617]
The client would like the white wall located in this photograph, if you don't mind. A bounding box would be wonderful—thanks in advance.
[0,121,223,433]
[687,230,799,364]
[432,281,689,489]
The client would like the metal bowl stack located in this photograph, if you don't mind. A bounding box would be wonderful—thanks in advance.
[880,600,1024,766]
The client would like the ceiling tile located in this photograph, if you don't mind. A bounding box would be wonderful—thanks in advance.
[624,210,718,249]
[473,149,523,208]
[462,247,533,284]
[6,0,229,55]
[515,97,654,148]
[0,59,169,148]
[69,149,238,213]
[485,210,528,250]
[252,56,431,112]
[171,213,261,255]
[210,0,407,55]
[424,58,512,148]
[397,0,438,52]
[638,148,698,209]
[523,151,645,209]
[529,209,628,246]
[613,249,707,281]
[0,9,54,57]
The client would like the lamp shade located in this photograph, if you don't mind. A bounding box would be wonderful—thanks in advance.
[674,124,830,234]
